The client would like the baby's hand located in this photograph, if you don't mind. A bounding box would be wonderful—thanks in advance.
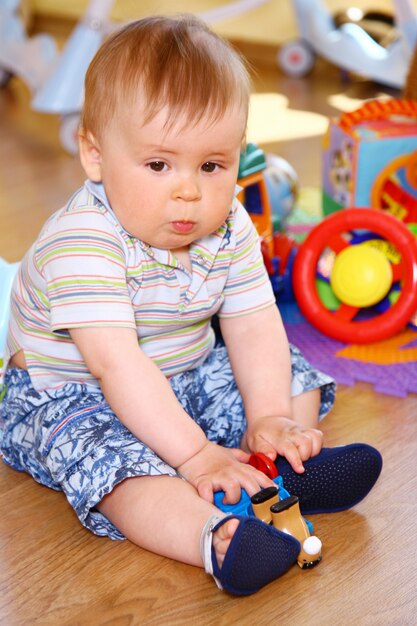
[177,441,274,504]
[245,416,324,474]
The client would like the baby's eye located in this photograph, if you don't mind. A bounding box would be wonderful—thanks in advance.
[147,161,167,172]
[201,162,218,173]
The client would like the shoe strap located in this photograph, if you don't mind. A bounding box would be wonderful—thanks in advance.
[200,513,227,590]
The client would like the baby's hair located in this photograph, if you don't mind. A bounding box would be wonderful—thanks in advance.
[81,14,251,139]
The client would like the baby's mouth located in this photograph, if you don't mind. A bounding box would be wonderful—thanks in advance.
[171,221,195,234]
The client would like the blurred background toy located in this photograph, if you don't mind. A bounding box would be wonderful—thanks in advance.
[237,143,298,297]
[322,99,417,216]
[292,208,417,344]
[265,152,299,232]
[236,141,417,347]
[279,0,417,89]
[333,7,397,48]
[31,0,114,154]
[0,0,57,92]
[371,149,417,224]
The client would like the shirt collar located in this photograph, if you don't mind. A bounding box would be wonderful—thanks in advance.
[85,179,111,210]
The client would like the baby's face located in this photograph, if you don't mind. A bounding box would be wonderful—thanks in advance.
[83,100,246,251]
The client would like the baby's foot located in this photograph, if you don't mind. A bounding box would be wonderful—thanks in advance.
[275,443,382,514]
[211,517,239,568]
[200,514,299,595]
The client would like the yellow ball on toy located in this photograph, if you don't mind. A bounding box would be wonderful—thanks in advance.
[330,244,393,307]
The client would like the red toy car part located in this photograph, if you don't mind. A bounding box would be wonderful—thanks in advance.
[292,208,417,343]
[249,452,279,479]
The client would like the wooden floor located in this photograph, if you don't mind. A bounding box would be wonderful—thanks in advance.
[0,48,416,626]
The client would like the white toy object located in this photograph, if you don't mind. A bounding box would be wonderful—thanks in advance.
[0,258,19,361]
[264,153,298,230]
[279,0,417,89]
[0,0,57,92]
[31,0,114,154]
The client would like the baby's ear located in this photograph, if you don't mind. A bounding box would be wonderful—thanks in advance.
[78,129,102,182]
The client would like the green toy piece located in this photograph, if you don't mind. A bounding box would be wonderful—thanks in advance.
[238,143,267,178]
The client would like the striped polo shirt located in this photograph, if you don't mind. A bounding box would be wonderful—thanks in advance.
[3,181,275,391]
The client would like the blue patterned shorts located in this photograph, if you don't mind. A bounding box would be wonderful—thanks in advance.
[0,345,335,540]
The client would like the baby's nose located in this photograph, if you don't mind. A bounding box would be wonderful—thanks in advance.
[173,175,201,201]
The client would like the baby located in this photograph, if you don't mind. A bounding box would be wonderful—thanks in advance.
[0,15,382,595]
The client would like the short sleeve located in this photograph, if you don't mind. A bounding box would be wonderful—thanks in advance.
[35,207,136,330]
[217,202,276,317]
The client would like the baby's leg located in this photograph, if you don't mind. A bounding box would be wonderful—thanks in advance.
[291,388,321,429]
[96,474,300,595]
[97,474,230,566]
[280,388,382,515]
[289,343,336,427]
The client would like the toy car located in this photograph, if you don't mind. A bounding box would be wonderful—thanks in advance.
[214,452,321,569]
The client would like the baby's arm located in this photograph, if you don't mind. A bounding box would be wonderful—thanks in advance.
[219,305,323,472]
[69,326,274,502]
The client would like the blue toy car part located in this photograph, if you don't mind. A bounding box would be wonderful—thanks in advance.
[214,475,314,534]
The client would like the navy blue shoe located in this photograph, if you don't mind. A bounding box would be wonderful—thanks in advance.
[275,444,383,514]
[201,514,300,595]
